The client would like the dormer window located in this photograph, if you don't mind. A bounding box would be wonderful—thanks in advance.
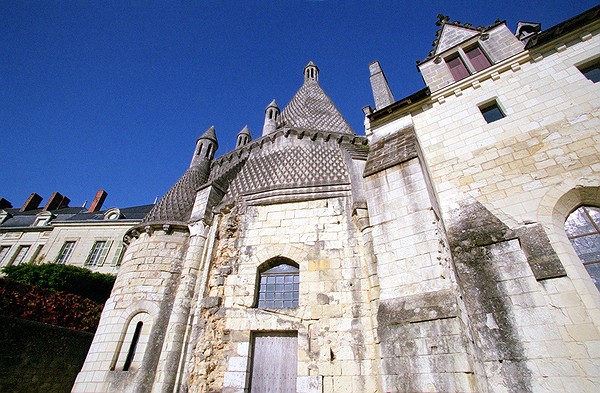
[104,208,122,220]
[445,44,493,82]
[33,211,54,227]
[464,45,492,72]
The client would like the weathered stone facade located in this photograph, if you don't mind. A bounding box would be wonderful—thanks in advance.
[74,6,600,393]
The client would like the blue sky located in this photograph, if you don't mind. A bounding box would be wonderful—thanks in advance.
[1,1,597,209]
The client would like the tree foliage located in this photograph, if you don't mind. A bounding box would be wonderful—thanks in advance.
[1,263,115,304]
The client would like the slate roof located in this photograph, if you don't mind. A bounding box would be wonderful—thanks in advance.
[525,5,600,49]
[143,165,209,223]
[278,79,354,135]
[0,204,154,228]
[144,62,361,221]
[225,139,351,199]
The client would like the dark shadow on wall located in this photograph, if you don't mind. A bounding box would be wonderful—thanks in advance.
[0,315,93,393]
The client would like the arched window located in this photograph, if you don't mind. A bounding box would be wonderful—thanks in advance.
[256,260,299,309]
[565,205,600,290]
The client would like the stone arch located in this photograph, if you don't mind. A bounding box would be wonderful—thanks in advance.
[538,183,600,303]
[110,302,160,372]
[251,243,307,268]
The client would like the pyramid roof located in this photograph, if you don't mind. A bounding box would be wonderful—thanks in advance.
[278,65,354,135]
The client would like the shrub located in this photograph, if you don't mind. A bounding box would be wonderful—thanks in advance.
[1,263,115,304]
[0,278,103,332]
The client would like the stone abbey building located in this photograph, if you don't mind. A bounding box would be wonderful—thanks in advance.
[73,6,600,393]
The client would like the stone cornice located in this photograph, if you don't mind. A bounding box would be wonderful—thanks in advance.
[124,221,189,244]
[211,128,368,169]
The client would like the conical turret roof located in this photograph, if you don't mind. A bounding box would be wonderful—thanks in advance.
[279,63,354,135]
[238,125,251,136]
[265,99,279,110]
[198,125,218,145]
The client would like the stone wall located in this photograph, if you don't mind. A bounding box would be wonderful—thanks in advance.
[370,20,600,393]
[187,197,381,393]
[0,315,93,393]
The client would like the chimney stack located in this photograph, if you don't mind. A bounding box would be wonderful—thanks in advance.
[20,193,43,212]
[369,61,395,110]
[44,192,70,211]
[0,198,13,209]
[88,190,108,212]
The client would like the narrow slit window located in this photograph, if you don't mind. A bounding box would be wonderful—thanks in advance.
[123,321,143,371]
[479,101,505,123]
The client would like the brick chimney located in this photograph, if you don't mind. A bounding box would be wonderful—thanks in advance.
[88,190,108,212]
[0,198,12,209]
[44,192,70,211]
[20,193,43,212]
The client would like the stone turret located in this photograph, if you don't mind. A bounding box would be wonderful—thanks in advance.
[236,125,252,148]
[304,61,319,82]
[191,126,218,167]
[261,99,280,136]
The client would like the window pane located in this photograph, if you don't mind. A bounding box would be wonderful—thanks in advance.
[579,63,600,83]
[584,263,600,291]
[446,56,470,81]
[570,234,600,263]
[565,207,596,237]
[480,103,505,123]
[13,246,30,265]
[465,46,492,72]
[257,264,299,309]
[586,206,600,227]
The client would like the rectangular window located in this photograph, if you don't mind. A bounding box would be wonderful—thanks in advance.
[465,46,492,72]
[56,241,76,264]
[479,100,505,123]
[12,245,31,266]
[578,61,600,83]
[446,55,470,81]
[85,240,111,267]
[0,246,11,266]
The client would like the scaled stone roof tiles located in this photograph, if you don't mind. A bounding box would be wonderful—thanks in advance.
[143,165,209,223]
[230,140,350,197]
[279,80,354,135]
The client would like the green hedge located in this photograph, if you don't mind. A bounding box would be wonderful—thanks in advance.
[1,263,115,304]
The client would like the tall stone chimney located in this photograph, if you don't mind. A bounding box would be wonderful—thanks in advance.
[369,61,395,110]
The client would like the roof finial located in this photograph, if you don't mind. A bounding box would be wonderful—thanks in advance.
[436,14,450,26]
[304,61,319,82]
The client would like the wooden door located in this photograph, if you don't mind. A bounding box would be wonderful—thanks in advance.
[250,332,298,393]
